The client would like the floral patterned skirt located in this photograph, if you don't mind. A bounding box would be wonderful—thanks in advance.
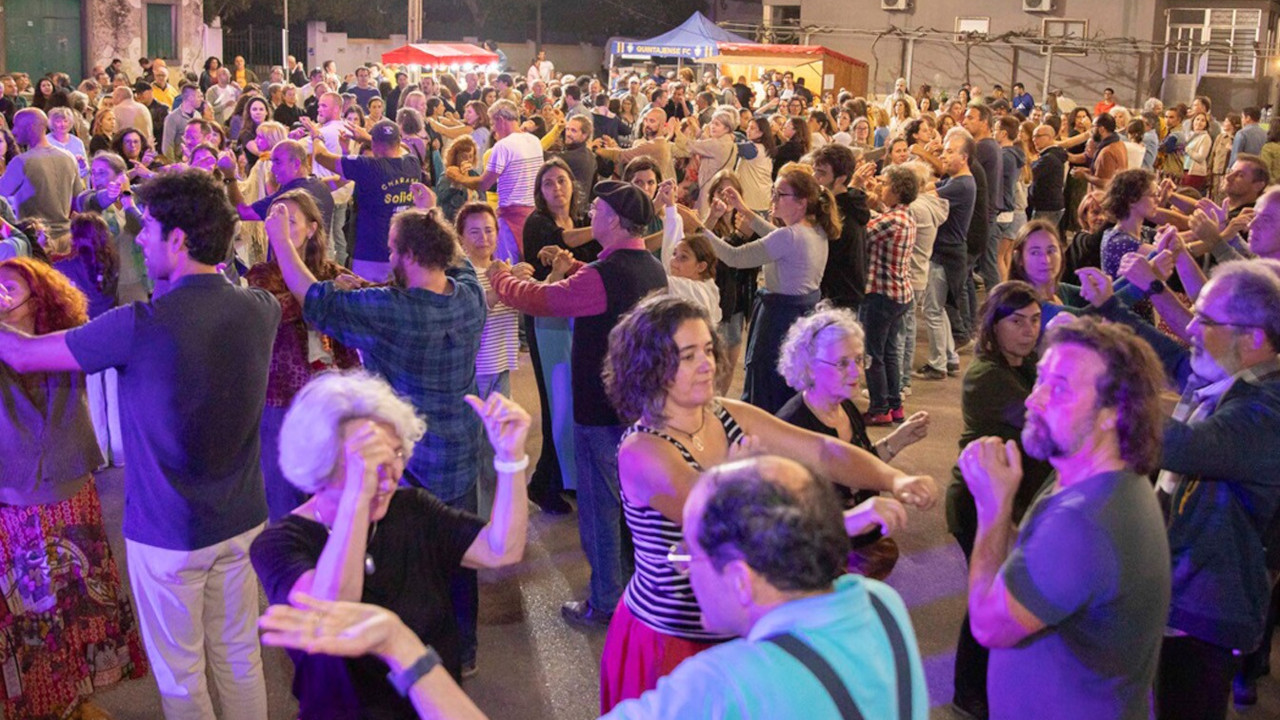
[0,477,148,720]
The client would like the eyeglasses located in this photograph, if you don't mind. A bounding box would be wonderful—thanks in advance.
[1191,311,1265,331]
[666,542,710,575]
[771,190,798,200]
[815,354,872,372]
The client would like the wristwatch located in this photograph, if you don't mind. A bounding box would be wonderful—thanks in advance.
[1144,279,1166,298]
[387,646,442,697]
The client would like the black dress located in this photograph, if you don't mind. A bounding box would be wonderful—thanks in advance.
[776,394,883,547]
[250,489,484,719]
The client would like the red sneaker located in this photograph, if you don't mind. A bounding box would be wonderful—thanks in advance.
[890,407,905,423]
[864,411,894,426]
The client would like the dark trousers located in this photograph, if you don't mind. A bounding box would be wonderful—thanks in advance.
[951,521,990,709]
[860,293,909,414]
[1240,576,1280,683]
[445,487,480,666]
[524,316,563,498]
[1155,634,1238,720]
[743,289,819,414]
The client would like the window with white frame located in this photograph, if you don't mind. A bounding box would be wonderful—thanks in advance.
[955,17,990,43]
[1041,19,1088,56]
[1165,7,1262,78]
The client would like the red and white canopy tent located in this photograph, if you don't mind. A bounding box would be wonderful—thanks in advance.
[381,43,500,73]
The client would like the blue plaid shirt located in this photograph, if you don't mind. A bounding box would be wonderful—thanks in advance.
[303,264,487,502]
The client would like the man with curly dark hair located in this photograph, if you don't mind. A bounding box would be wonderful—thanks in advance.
[959,315,1171,720]
[0,168,280,718]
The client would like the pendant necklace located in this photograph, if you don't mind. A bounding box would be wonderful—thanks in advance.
[666,408,708,452]
[314,504,380,575]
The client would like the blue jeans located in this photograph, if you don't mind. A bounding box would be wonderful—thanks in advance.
[474,370,511,516]
[923,262,958,371]
[895,296,916,389]
[573,422,631,610]
[445,488,479,667]
[979,222,1002,291]
[860,293,909,414]
[330,201,349,266]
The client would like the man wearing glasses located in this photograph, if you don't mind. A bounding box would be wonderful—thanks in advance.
[1150,260,1280,718]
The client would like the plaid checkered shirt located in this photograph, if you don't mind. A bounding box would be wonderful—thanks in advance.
[303,263,488,503]
[865,204,917,304]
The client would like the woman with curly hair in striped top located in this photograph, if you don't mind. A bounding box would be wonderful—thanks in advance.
[598,293,939,712]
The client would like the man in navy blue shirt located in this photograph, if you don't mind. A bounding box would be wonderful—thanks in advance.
[348,66,382,112]
[0,169,280,718]
[311,119,422,281]
[224,139,336,238]
[1011,83,1034,118]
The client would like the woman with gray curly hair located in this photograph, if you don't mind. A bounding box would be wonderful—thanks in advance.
[249,370,531,716]
[597,293,938,711]
[776,303,931,577]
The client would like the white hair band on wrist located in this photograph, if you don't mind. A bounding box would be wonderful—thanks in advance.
[493,455,530,473]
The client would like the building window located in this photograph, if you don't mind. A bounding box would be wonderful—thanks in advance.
[955,17,990,43]
[147,3,177,61]
[1165,7,1261,78]
[1041,19,1088,57]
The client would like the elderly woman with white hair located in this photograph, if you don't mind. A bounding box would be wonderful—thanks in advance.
[250,371,530,718]
[681,106,739,218]
[776,303,930,578]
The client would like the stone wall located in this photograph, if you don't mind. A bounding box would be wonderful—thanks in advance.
[85,0,207,76]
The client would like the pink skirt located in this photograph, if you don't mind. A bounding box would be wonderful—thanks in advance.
[599,599,722,713]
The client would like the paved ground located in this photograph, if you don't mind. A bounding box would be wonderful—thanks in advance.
[21,338,1280,719]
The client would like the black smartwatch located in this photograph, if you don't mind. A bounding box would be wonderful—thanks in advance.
[1145,279,1166,298]
[387,646,442,697]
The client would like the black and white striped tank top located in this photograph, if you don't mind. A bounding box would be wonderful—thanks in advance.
[620,403,742,641]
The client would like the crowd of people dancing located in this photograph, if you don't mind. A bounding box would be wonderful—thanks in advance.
[1,47,1280,720]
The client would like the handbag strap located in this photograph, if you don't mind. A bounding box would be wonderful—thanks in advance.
[765,593,913,720]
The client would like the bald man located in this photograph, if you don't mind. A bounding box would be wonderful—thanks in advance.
[0,108,84,249]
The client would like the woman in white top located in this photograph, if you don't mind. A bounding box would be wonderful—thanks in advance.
[696,166,839,413]
[682,107,738,219]
[808,109,835,150]
[455,202,520,511]
[1182,112,1213,192]
[735,117,776,213]
[47,107,89,176]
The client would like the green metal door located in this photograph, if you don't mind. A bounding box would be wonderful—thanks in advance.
[146,3,175,61]
[5,0,83,78]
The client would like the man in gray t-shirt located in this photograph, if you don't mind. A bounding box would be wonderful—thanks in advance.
[959,317,1171,720]
[0,108,84,247]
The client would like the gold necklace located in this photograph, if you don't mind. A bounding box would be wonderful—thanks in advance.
[314,503,380,576]
[665,408,708,452]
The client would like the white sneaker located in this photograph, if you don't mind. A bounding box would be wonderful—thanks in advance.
[901,386,912,397]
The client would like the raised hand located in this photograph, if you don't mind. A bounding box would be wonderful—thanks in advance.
[464,393,531,463]
[511,263,535,281]
[409,182,435,210]
[655,179,677,208]
[264,202,292,250]
[958,436,1023,524]
[886,411,930,452]
[1075,267,1114,307]
[549,248,573,277]
[339,420,404,501]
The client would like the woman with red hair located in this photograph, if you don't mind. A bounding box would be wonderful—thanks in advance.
[0,257,148,720]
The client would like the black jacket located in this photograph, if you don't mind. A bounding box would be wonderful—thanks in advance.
[1029,145,1067,212]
